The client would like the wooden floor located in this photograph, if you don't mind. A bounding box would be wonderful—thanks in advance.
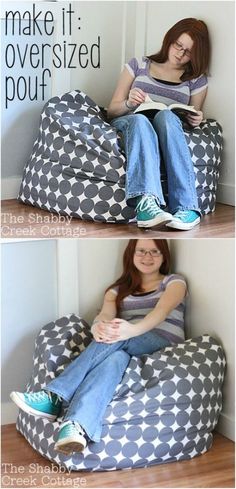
[1,199,235,239]
[1,425,235,488]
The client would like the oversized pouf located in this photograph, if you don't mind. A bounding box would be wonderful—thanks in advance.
[16,314,226,471]
[18,90,223,222]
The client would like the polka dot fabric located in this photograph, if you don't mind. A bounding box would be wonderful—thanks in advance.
[16,314,226,471]
[18,90,223,222]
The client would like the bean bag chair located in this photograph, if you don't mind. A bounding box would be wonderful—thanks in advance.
[16,314,226,471]
[18,90,223,223]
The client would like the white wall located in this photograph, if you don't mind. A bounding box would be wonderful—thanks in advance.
[70,1,127,107]
[171,239,235,441]
[1,0,235,205]
[77,239,128,324]
[1,238,80,423]
[1,239,58,422]
[0,1,71,189]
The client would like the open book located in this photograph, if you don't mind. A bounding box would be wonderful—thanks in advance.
[134,95,197,118]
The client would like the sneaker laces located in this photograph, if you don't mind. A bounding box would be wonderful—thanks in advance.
[136,195,160,217]
[174,210,199,220]
[25,391,49,402]
[60,420,85,436]
[25,391,61,404]
[48,391,62,405]
[174,210,190,219]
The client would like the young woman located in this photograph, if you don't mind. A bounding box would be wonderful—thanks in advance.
[11,239,187,454]
[107,18,210,230]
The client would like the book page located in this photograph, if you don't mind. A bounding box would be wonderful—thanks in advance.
[135,102,166,112]
[169,103,197,114]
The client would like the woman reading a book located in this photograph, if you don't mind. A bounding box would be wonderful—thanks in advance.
[107,18,210,230]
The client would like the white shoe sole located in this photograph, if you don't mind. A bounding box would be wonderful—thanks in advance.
[137,214,172,228]
[10,391,57,420]
[55,436,87,454]
[166,217,200,230]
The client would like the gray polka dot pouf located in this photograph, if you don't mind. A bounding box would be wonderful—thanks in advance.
[16,314,226,471]
[18,90,223,222]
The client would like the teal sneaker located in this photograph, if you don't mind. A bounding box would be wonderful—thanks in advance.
[10,390,62,420]
[55,421,87,454]
[166,210,201,230]
[136,195,172,228]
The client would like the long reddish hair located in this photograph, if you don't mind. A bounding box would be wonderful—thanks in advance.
[106,239,170,313]
[147,18,210,81]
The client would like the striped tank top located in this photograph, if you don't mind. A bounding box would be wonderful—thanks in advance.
[111,274,187,344]
[125,57,208,106]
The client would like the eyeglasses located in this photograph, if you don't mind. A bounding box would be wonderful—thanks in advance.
[135,249,162,258]
[173,41,192,58]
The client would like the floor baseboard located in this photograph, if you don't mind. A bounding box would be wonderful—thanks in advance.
[216,412,235,442]
[1,177,21,200]
[1,402,18,425]
[217,182,235,206]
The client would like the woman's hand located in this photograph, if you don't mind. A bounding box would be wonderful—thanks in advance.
[92,319,136,343]
[92,320,120,343]
[101,319,136,343]
[127,88,146,108]
[186,110,204,127]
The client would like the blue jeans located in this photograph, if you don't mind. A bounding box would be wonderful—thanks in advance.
[45,331,170,442]
[111,111,199,214]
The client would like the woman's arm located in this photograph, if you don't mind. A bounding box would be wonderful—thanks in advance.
[93,290,117,323]
[91,290,120,342]
[102,281,186,342]
[186,87,208,126]
[107,67,146,119]
[189,88,208,111]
